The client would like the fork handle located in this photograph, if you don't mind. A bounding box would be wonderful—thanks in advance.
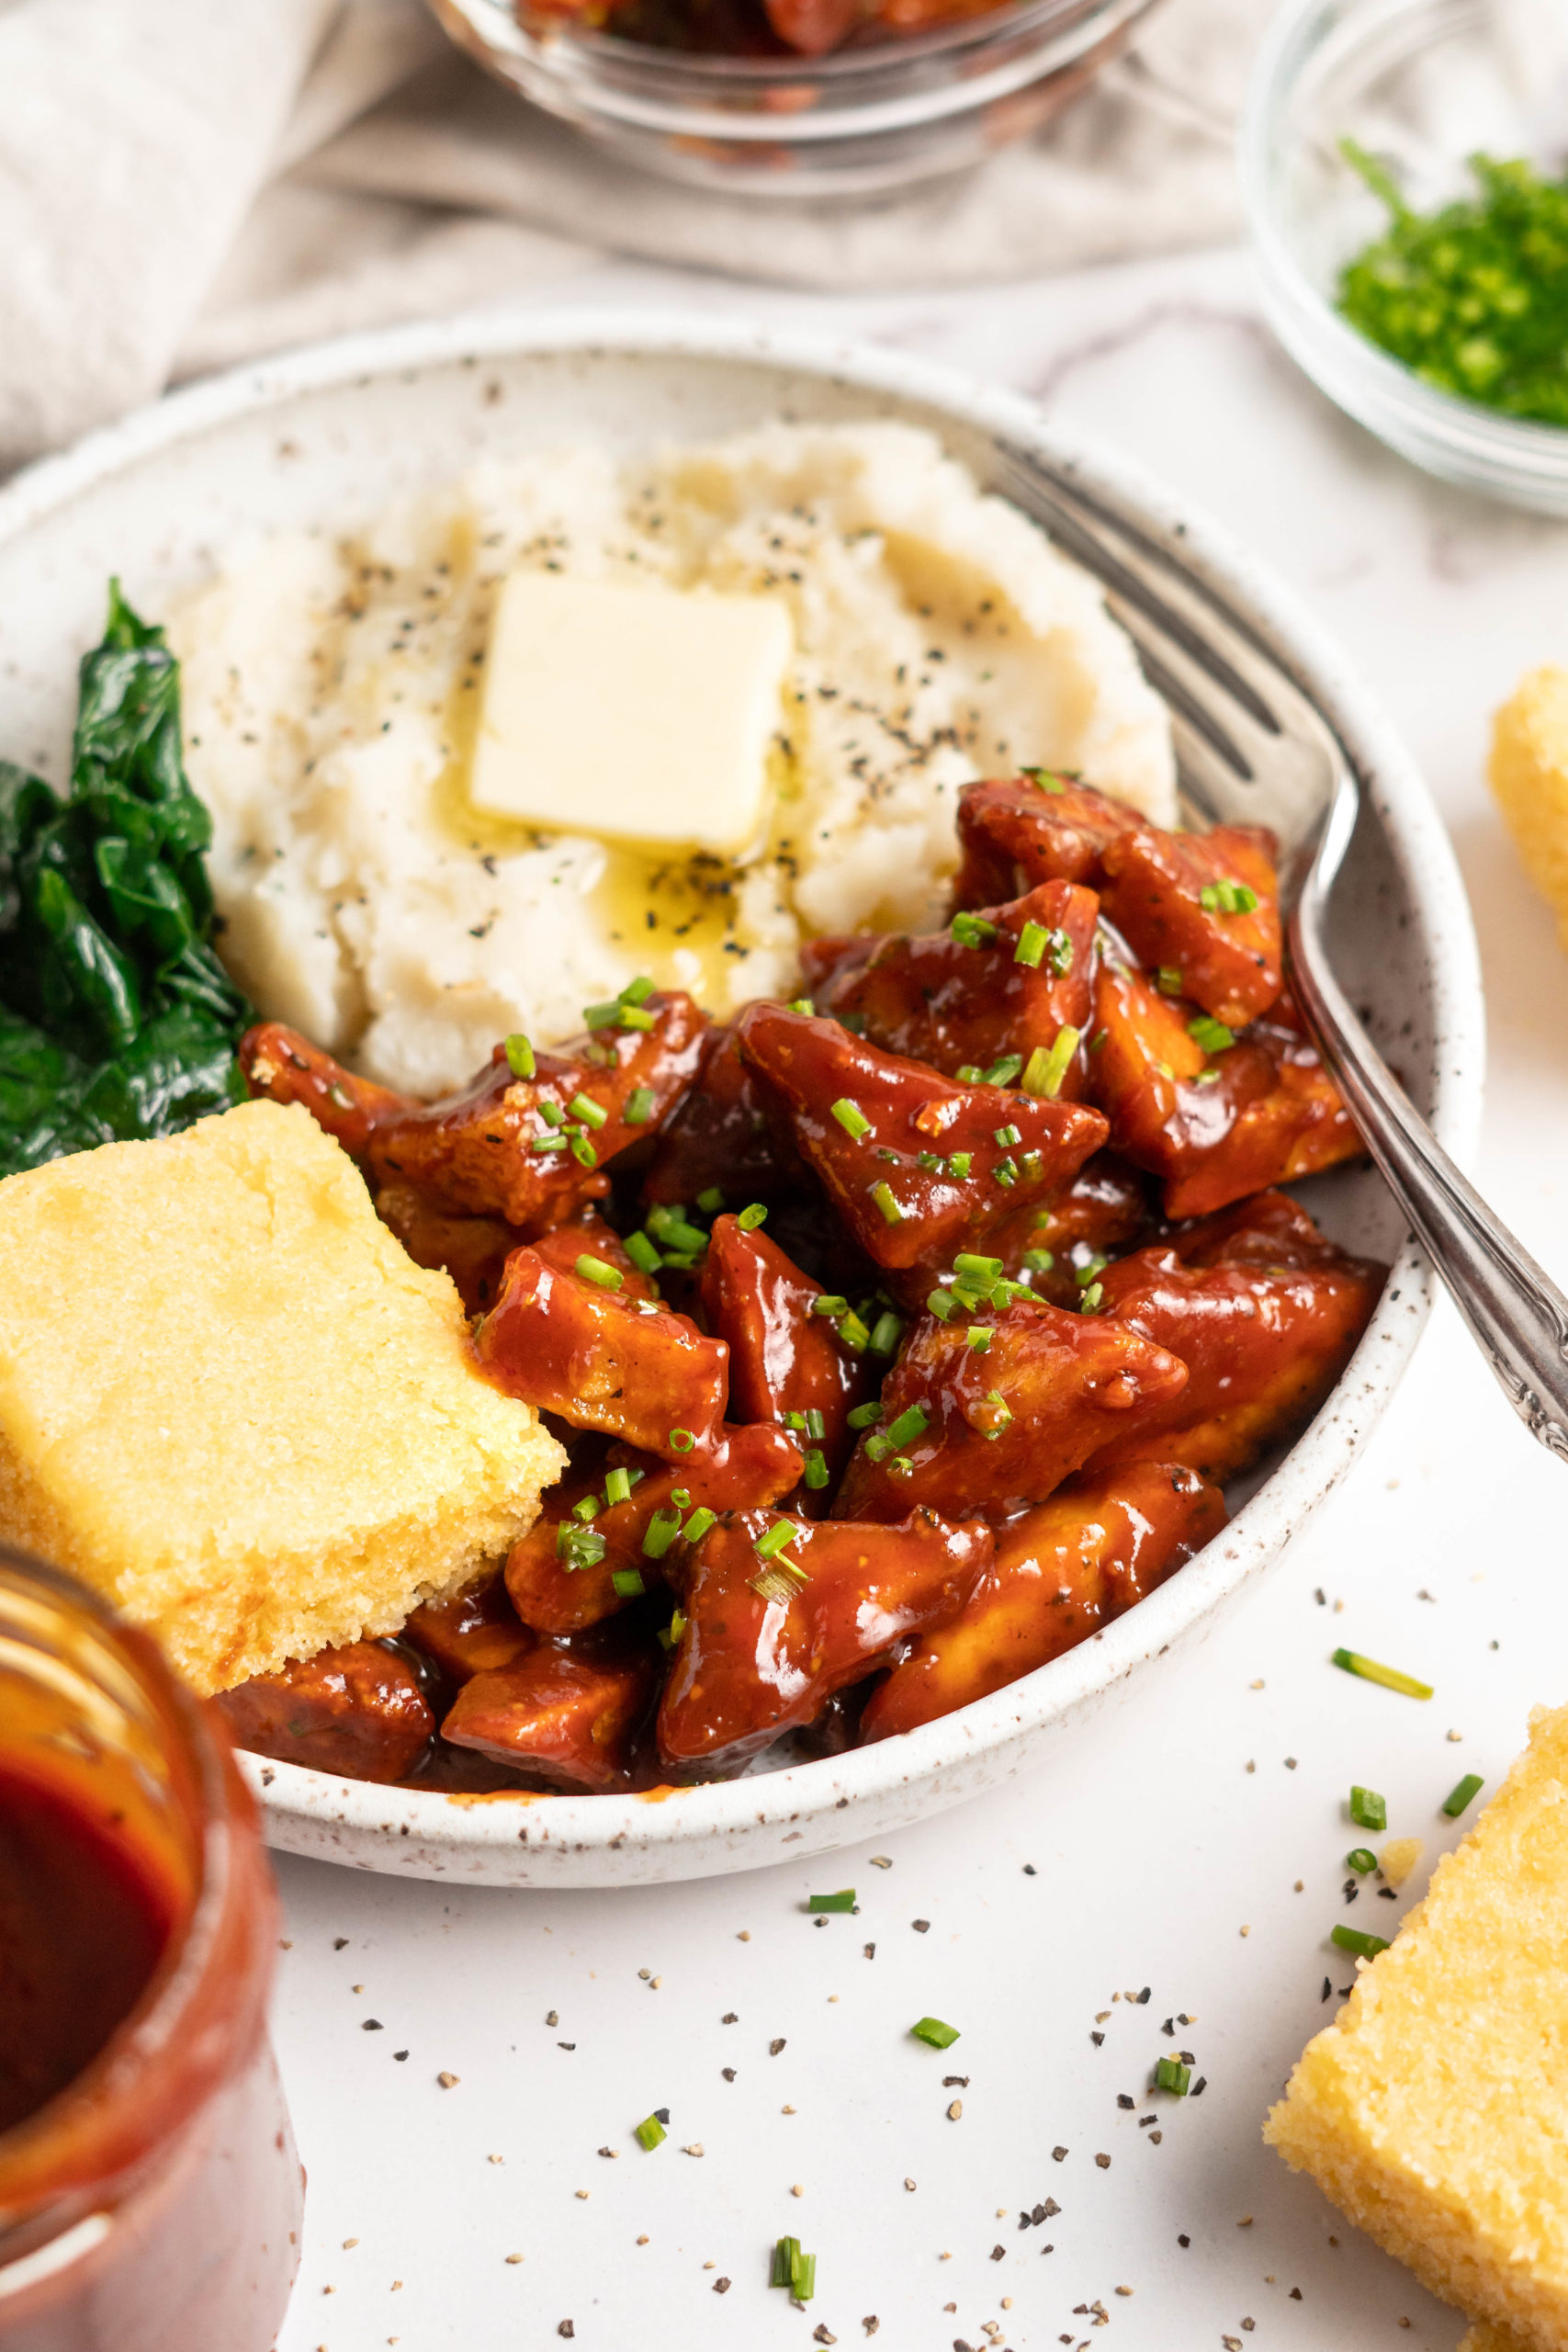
[1288,900,1568,1461]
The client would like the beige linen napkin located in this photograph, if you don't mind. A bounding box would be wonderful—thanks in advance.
[0,0,1266,473]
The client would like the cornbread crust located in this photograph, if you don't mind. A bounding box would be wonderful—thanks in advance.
[1266,1702,1568,2347]
[1488,664,1568,949]
[0,1100,563,1694]
[1461,2326,1533,2352]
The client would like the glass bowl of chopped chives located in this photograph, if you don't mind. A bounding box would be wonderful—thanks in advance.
[1242,0,1568,512]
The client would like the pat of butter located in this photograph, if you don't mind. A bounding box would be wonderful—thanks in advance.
[470,571,793,852]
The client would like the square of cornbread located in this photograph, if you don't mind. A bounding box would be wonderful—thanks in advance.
[1267,1701,1568,2346]
[0,1099,563,1694]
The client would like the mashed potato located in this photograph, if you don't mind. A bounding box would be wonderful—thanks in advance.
[175,422,1174,1098]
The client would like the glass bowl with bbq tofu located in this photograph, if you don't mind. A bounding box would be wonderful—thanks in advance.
[218,771,1384,1797]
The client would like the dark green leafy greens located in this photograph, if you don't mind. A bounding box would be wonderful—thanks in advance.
[0,583,250,1176]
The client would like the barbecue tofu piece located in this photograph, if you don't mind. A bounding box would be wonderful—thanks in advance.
[0,1099,563,1694]
[1266,1700,1568,2347]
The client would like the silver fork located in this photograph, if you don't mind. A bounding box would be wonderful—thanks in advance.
[987,442,1568,1462]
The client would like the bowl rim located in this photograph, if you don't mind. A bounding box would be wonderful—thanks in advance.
[1240,0,1568,496]
[0,306,1486,1875]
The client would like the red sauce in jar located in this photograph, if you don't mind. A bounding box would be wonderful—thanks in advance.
[0,1770,175,2139]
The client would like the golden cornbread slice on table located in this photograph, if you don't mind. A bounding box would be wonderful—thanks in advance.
[1489,664,1568,947]
[0,1099,563,1695]
[1266,1702,1568,2347]
[1461,2327,1533,2352]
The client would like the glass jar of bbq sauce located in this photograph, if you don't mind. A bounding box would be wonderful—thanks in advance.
[0,1548,302,2352]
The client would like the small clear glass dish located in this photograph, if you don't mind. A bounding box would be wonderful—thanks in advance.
[425,0,1156,196]
[1242,0,1568,513]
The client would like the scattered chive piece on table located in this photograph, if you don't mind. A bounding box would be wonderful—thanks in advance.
[1337,144,1568,426]
[1333,1648,1434,1700]
[1331,1925,1391,1961]
[1442,1771,1485,1817]
[770,2237,816,2300]
[910,2017,960,2050]
[807,1890,856,1914]
[634,2113,667,2152]
[1349,1786,1388,1832]
[503,1033,536,1079]
[1154,2056,1190,2096]
[1347,1847,1378,1874]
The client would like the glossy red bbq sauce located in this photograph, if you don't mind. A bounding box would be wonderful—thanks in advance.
[0,1766,176,2138]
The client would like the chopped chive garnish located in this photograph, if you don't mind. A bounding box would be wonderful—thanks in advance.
[623,1085,656,1125]
[556,1522,606,1571]
[1153,2056,1190,2096]
[868,1309,904,1355]
[620,975,655,1005]
[983,1053,1024,1087]
[1188,1014,1235,1057]
[1024,1023,1081,1100]
[1349,1786,1387,1831]
[837,1310,871,1353]
[947,1150,973,1178]
[847,1400,884,1430]
[634,2112,667,2151]
[787,997,815,1016]
[503,1033,536,1079]
[670,1487,692,1510]
[954,1253,1002,1280]
[955,1064,983,1084]
[570,1091,608,1130]
[624,1229,661,1275]
[865,1402,929,1463]
[870,1181,904,1226]
[642,1509,683,1560]
[807,1890,856,1913]
[916,1149,942,1170]
[649,1205,709,1253]
[910,2016,960,2049]
[1443,1772,1484,1817]
[604,1466,633,1507]
[575,1253,624,1292]
[784,1411,807,1431]
[612,1567,647,1599]
[993,1122,1022,1148]
[994,1157,1019,1187]
[1047,926,1074,977]
[1200,878,1259,915]
[1078,1282,1104,1312]
[1346,1847,1378,1874]
[682,1506,717,1545]
[803,1449,829,1490]
[1022,1248,1055,1273]
[569,1133,597,1169]
[1332,1649,1433,1700]
[1021,766,1066,793]
[755,1519,796,1561]
[529,1133,568,1153]
[539,1100,566,1128]
[1014,920,1048,968]
[1075,1255,1108,1286]
[572,1495,600,1522]
[951,910,999,949]
[616,1006,656,1032]
[926,1287,956,1321]
[668,1428,696,1453]
[1331,1925,1391,1960]
[979,1389,1012,1436]
[696,1185,725,1213]
[966,1325,993,1351]
[1155,966,1184,997]
[831,1098,872,1140]
[584,1000,624,1030]
[811,1294,849,1319]
[657,1606,688,1651]
[804,1408,826,1442]
[738,1202,768,1231]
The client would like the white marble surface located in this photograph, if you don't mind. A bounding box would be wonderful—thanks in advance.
[269,241,1568,2352]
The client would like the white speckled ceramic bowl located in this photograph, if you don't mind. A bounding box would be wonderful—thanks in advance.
[0,313,1483,1887]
